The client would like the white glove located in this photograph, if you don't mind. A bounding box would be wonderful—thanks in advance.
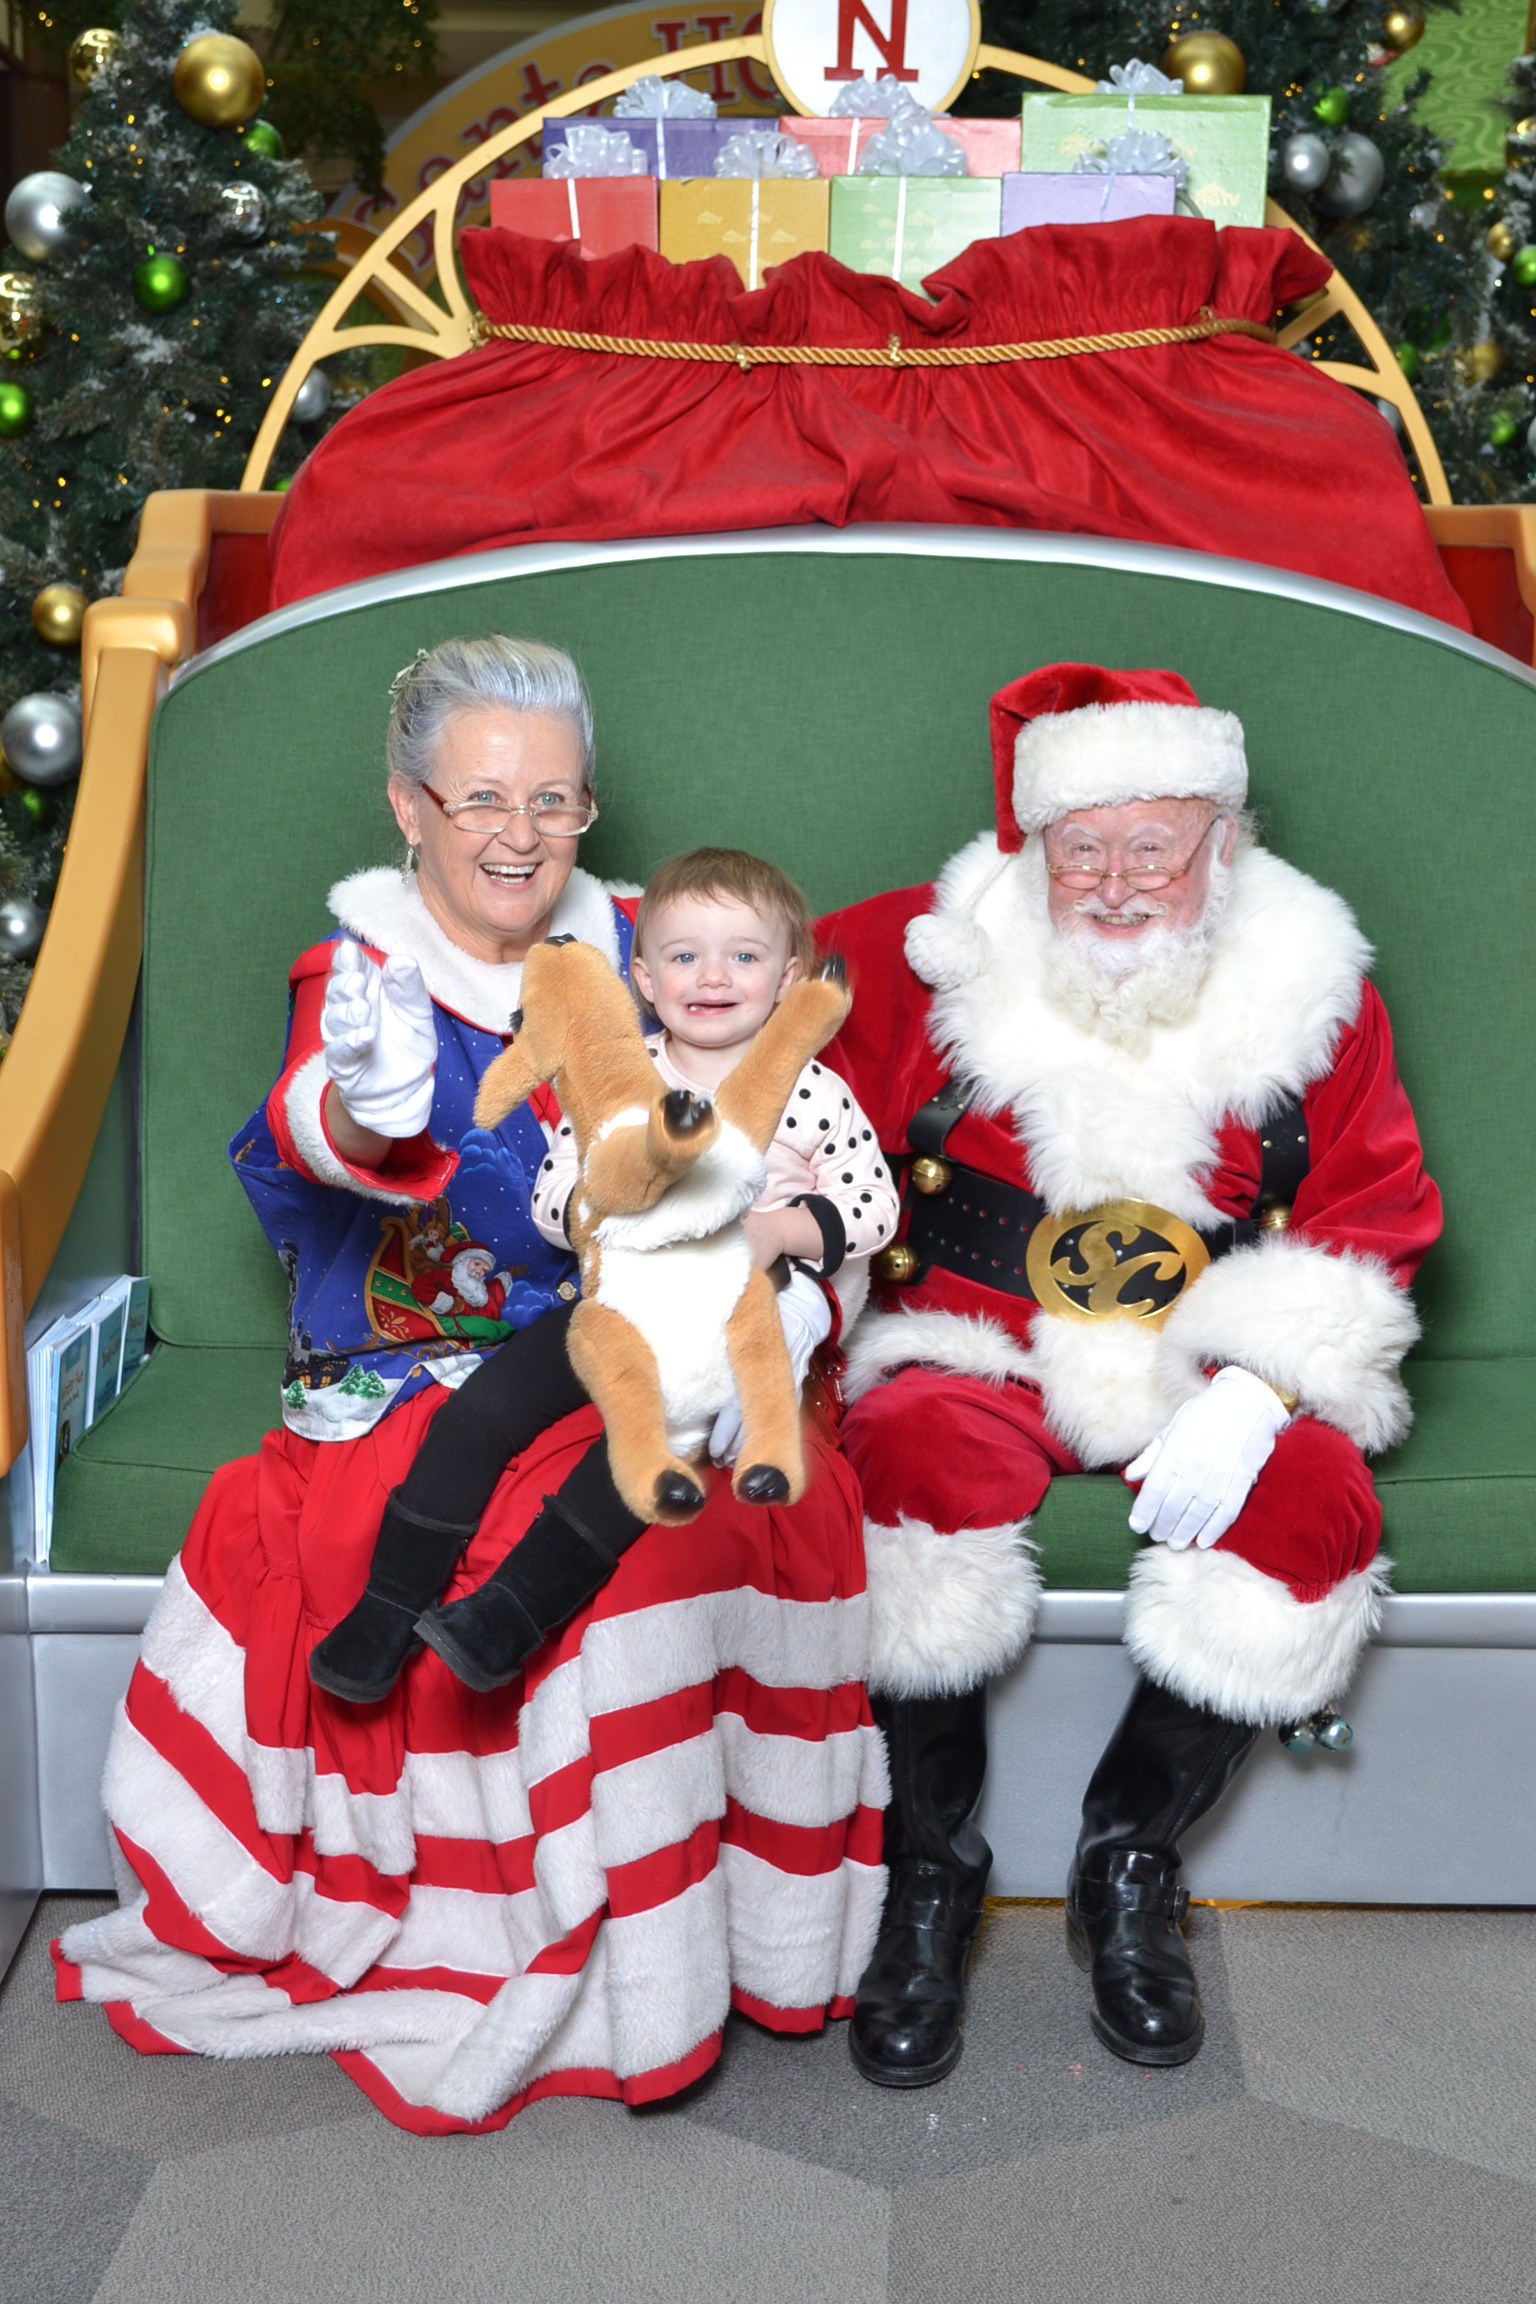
[320,937,438,1139]
[710,1268,833,1467]
[1125,1366,1291,1552]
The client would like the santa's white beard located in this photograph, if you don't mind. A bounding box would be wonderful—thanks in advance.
[453,1265,490,1308]
[1041,864,1231,1052]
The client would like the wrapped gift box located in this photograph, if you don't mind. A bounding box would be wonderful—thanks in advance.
[659,178,830,288]
[542,114,737,182]
[1000,171,1177,231]
[490,176,658,258]
[780,114,1021,178]
[1019,93,1271,229]
[828,175,1002,294]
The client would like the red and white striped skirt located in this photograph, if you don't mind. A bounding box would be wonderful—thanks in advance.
[53,1393,887,2134]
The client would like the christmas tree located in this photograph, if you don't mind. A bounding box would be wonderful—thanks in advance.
[1479,56,1536,500]
[0,0,324,1034]
[967,1,1495,500]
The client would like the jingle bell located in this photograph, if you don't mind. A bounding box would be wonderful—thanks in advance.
[1256,1202,1292,1233]
[1314,1711,1354,1752]
[910,1155,952,1197]
[876,1242,920,1285]
[1280,1721,1317,1755]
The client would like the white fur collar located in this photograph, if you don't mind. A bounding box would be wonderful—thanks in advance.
[327,864,621,1033]
[907,831,1370,1226]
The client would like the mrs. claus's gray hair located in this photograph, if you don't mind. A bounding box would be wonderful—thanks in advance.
[385,635,595,791]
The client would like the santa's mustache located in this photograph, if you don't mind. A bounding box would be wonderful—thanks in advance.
[1069,893,1172,927]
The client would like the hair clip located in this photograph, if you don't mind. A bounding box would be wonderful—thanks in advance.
[388,648,430,702]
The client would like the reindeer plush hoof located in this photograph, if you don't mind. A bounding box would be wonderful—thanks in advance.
[817,953,847,990]
[735,1464,791,1505]
[661,1087,714,1136]
[653,1469,708,1521]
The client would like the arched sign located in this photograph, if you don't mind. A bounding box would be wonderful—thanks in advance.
[762,0,980,116]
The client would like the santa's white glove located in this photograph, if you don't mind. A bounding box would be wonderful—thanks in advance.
[709,1268,832,1468]
[1125,1366,1291,1552]
[320,937,438,1139]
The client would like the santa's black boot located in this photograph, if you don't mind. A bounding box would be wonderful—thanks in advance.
[849,1687,991,2088]
[308,1496,474,1704]
[417,1444,646,1693]
[1066,1674,1258,2067]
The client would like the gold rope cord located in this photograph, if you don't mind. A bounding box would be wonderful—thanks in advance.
[468,305,1276,370]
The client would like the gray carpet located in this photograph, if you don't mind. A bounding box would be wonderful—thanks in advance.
[5,1896,1534,2303]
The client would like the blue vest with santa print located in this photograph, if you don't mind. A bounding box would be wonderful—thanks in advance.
[229,902,635,1441]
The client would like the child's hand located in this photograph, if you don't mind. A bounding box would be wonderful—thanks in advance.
[742,1206,825,1269]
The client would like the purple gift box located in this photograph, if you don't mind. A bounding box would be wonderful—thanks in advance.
[1000,172,1177,231]
[542,115,738,182]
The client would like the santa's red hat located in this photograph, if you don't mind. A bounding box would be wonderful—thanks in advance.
[989,664,1247,853]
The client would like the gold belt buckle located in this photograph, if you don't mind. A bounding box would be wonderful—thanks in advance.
[1024,1199,1211,1327]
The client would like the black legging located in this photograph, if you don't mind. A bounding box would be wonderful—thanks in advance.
[395,1302,590,1529]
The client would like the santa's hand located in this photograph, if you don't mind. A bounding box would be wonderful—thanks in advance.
[320,938,437,1138]
[709,1269,832,1467]
[1125,1366,1291,1552]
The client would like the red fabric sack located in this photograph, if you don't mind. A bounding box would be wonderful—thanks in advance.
[269,216,1469,632]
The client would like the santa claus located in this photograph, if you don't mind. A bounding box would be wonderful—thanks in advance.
[819,663,1441,2087]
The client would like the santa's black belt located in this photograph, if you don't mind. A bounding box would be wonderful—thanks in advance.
[886,1081,1310,1329]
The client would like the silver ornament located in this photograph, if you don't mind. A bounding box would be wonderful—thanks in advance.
[1314,1712,1354,1752]
[1,692,82,786]
[216,180,268,241]
[290,366,333,425]
[1280,133,1330,196]
[4,170,88,262]
[1526,415,1536,458]
[0,897,45,961]
[1281,1722,1317,1755]
[1314,132,1385,219]
[1410,198,1441,231]
[1375,397,1404,434]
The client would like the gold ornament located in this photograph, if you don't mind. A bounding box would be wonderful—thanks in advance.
[1460,339,1504,386]
[875,1242,920,1285]
[1488,219,1517,262]
[910,1156,952,1197]
[172,33,266,130]
[0,270,40,353]
[1379,5,1424,54]
[31,583,89,648]
[1160,30,1247,96]
[1506,117,1536,170]
[67,26,121,85]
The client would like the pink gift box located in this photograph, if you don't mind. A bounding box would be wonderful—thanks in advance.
[779,115,1022,179]
[999,171,1178,231]
[489,176,658,258]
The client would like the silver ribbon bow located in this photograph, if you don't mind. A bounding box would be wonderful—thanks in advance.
[613,76,718,119]
[856,86,965,178]
[545,124,647,178]
[828,72,909,118]
[714,128,819,180]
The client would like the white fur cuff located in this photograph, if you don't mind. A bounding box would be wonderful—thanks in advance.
[1125,1542,1389,1726]
[282,1051,416,1205]
[842,1308,1033,1405]
[865,1515,1041,1697]
[1157,1236,1419,1455]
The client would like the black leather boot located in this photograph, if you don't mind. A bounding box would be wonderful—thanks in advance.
[416,1443,646,1694]
[849,1687,991,2088]
[308,1496,474,1704]
[1066,1674,1257,2067]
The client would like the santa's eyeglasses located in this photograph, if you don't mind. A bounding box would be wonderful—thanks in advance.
[1043,814,1222,894]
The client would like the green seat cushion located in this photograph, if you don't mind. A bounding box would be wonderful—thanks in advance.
[47,1348,1536,1593]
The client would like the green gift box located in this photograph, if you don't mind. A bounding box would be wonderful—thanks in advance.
[1019,93,1272,230]
[827,177,1003,296]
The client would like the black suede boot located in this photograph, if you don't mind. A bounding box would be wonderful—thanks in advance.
[308,1496,475,1705]
[1065,1675,1257,2067]
[849,1687,991,2088]
[416,1442,646,1693]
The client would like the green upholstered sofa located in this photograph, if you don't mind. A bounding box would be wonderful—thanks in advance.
[15,521,1536,1909]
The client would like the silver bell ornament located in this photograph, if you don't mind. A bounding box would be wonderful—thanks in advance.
[216,180,267,241]
[1280,133,1331,197]
[4,170,88,262]
[1314,1711,1353,1752]
[0,897,45,961]
[1280,1721,1317,1755]
[290,366,333,425]
[1,693,82,786]
[1314,132,1385,219]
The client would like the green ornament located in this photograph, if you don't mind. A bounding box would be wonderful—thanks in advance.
[1512,246,1536,288]
[20,787,48,827]
[133,253,189,313]
[1489,412,1521,448]
[272,474,293,492]
[0,379,32,435]
[1314,87,1349,130]
[1395,343,1420,383]
[243,119,284,160]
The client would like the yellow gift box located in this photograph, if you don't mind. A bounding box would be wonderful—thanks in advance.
[658,178,830,289]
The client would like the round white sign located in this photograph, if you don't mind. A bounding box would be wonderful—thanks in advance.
[762,0,981,118]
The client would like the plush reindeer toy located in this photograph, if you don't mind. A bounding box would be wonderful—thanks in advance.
[473,937,852,1524]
